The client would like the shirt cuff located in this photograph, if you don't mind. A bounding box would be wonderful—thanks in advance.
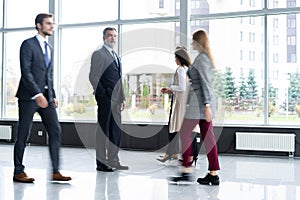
[31,93,43,100]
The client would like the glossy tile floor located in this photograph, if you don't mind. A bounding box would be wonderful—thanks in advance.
[1,143,300,200]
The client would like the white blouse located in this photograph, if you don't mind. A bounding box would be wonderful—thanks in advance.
[170,66,187,92]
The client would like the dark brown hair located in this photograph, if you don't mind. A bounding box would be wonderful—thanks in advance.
[175,47,191,67]
[35,13,53,30]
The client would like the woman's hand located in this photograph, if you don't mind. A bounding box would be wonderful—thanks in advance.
[204,105,212,122]
[161,87,173,94]
[161,87,168,94]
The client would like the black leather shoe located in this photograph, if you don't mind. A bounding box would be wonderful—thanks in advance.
[109,163,129,170]
[197,173,220,185]
[169,173,193,183]
[96,165,114,172]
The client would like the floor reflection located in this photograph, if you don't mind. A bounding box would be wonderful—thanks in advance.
[1,144,300,200]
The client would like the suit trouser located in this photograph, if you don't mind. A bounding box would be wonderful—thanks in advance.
[96,97,121,167]
[180,119,220,170]
[14,100,61,175]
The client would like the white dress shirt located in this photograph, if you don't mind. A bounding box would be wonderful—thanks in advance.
[31,34,50,100]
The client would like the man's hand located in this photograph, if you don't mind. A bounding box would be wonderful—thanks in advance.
[53,98,58,108]
[35,95,48,108]
[121,101,126,111]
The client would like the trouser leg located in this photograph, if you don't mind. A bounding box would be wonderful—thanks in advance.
[199,120,220,171]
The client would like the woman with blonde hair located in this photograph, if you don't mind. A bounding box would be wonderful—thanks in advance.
[170,29,220,185]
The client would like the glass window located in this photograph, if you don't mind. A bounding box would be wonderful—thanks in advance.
[249,32,255,43]
[5,0,48,28]
[121,23,177,124]
[59,26,105,121]
[0,33,2,117]
[272,0,279,8]
[5,31,36,118]
[191,17,264,125]
[249,0,256,7]
[249,51,256,61]
[287,17,296,28]
[121,0,176,19]
[273,18,279,29]
[273,53,279,63]
[268,14,300,125]
[269,0,296,8]
[240,50,243,60]
[0,1,2,26]
[287,36,296,45]
[273,35,279,45]
[159,0,164,8]
[249,17,256,25]
[191,0,263,14]
[60,0,118,24]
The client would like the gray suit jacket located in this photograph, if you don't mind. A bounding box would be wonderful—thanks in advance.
[16,36,56,101]
[89,46,125,104]
[185,51,214,119]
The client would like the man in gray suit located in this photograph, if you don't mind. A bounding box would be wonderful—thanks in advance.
[89,27,128,171]
[13,13,71,183]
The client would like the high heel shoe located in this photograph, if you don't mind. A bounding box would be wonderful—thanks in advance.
[157,154,178,163]
[179,157,198,166]
[157,156,172,163]
[197,173,220,185]
[192,157,198,166]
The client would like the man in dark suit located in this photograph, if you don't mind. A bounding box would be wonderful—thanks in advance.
[89,27,128,171]
[13,13,71,183]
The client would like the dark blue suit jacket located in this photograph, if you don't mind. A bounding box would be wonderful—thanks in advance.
[16,36,56,101]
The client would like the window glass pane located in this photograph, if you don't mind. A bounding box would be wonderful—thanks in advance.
[268,14,300,125]
[268,0,297,8]
[6,0,48,28]
[60,0,118,24]
[121,23,177,124]
[5,31,36,118]
[191,17,264,125]
[0,2,3,26]
[60,27,105,121]
[0,33,2,118]
[190,0,263,14]
[121,0,176,19]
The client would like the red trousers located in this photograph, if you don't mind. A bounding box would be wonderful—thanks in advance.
[179,119,220,170]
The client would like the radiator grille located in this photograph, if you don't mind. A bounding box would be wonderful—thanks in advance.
[236,132,295,153]
[0,125,12,140]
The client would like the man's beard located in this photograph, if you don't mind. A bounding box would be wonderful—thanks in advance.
[105,41,116,48]
[42,30,53,36]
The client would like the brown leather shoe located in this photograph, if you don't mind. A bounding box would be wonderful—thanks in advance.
[13,172,35,183]
[52,172,71,181]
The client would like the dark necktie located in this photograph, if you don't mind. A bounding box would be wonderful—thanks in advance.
[44,41,50,68]
[112,50,119,67]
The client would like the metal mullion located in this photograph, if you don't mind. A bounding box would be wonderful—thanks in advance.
[1,0,6,119]
[180,0,189,47]
[58,16,180,29]
[263,0,269,125]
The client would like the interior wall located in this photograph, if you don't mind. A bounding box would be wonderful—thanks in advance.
[0,120,299,157]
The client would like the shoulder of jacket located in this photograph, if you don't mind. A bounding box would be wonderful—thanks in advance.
[92,48,104,55]
[22,37,34,44]
[21,37,36,50]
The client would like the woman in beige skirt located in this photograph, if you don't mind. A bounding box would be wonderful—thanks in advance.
[157,46,191,163]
